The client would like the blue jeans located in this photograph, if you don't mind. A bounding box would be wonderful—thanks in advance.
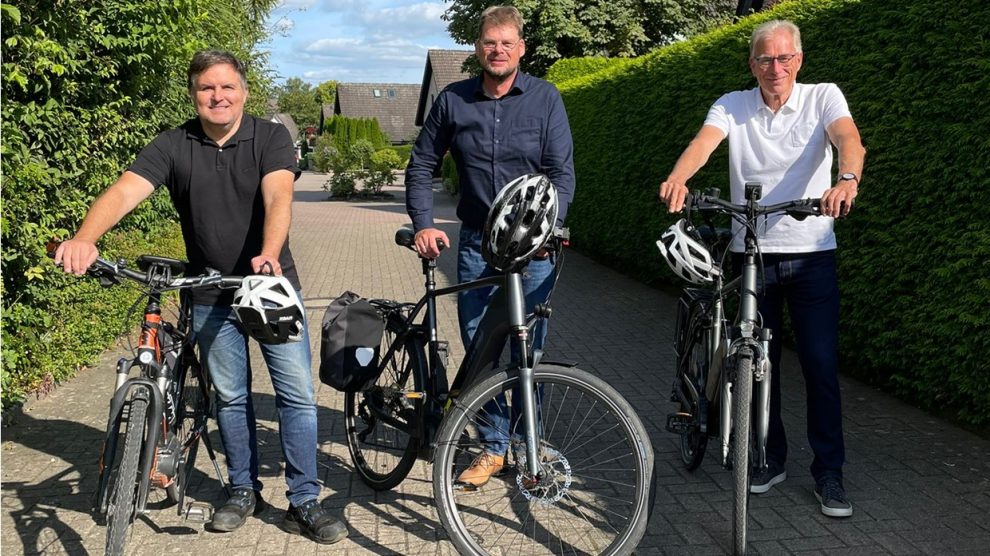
[737,250,845,484]
[191,302,319,506]
[457,227,554,456]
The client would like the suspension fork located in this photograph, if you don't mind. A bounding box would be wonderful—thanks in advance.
[504,272,543,478]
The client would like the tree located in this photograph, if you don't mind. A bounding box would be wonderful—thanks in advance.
[276,77,320,131]
[444,0,735,76]
[314,80,338,107]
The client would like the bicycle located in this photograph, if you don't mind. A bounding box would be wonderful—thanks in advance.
[658,184,823,555]
[343,226,655,555]
[53,248,242,556]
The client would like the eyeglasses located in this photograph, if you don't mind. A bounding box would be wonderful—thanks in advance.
[480,39,520,52]
[753,53,798,68]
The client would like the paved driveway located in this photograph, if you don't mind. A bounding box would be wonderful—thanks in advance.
[3,172,989,555]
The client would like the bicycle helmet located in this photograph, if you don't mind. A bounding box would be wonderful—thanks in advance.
[232,275,305,344]
[656,219,720,285]
[482,174,559,272]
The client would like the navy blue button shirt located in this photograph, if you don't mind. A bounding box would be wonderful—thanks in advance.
[405,72,575,231]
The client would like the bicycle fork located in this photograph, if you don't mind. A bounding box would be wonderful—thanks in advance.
[505,272,544,479]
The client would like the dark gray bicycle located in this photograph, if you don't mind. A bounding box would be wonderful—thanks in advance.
[344,175,655,555]
[658,184,823,555]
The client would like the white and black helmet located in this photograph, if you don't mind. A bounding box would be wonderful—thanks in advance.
[482,174,559,272]
[656,219,720,285]
[232,275,305,344]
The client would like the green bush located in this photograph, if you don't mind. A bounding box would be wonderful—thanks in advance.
[322,115,390,150]
[441,153,459,196]
[551,0,990,425]
[392,144,413,168]
[1,0,280,409]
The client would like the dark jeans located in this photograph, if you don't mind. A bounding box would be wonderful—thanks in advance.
[736,250,845,484]
[457,227,554,455]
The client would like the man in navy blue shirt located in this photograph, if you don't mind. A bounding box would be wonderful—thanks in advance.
[405,5,575,487]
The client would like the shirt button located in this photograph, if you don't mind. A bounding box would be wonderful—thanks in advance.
[496,118,500,123]
[218,148,223,153]
[495,139,500,144]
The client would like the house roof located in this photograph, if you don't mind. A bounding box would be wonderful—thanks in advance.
[415,49,474,125]
[331,83,421,144]
[267,112,300,143]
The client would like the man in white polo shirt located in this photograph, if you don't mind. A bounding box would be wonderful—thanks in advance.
[658,19,865,517]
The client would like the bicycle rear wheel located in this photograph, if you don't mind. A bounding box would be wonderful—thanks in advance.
[678,309,711,471]
[433,364,654,555]
[106,396,148,556]
[344,323,425,490]
[166,356,208,507]
[732,353,754,555]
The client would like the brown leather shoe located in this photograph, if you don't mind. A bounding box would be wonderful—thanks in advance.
[455,453,505,487]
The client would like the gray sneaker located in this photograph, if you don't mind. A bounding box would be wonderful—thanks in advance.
[815,478,853,517]
[750,461,786,494]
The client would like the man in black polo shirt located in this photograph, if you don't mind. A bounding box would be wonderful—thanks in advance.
[405,5,575,487]
[55,50,347,544]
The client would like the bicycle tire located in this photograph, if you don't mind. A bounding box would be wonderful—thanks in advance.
[106,396,147,556]
[732,353,754,555]
[433,364,654,555]
[166,356,207,507]
[344,322,425,490]
[679,306,711,471]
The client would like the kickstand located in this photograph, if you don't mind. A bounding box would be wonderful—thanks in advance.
[202,430,232,498]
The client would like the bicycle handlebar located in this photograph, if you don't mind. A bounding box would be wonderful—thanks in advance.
[86,257,243,290]
[687,192,822,220]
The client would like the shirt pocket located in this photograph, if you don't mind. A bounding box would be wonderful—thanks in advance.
[511,119,543,156]
[789,123,818,148]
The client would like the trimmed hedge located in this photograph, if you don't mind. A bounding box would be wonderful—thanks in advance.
[551,0,990,425]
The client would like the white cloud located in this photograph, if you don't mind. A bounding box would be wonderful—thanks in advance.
[269,1,460,84]
[277,0,318,9]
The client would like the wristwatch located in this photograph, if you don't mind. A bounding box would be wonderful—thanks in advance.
[839,172,859,185]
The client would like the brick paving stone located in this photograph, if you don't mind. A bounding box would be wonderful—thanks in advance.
[3,171,990,555]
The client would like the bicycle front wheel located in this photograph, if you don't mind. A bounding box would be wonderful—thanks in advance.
[344,327,425,490]
[433,364,654,555]
[106,396,148,556]
[732,353,754,555]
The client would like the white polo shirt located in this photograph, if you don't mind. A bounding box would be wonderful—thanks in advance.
[704,82,851,253]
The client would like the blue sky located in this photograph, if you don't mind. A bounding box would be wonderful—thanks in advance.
[266,0,467,85]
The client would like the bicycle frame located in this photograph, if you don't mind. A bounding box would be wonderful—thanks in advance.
[382,229,563,478]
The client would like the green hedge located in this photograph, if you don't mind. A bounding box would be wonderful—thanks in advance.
[441,153,459,196]
[551,0,990,425]
[322,115,390,150]
[1,0,279,409]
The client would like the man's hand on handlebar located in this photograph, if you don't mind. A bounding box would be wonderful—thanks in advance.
[820,181,857,218]
[251,254,282,276]
[414,228,449,259]
[659,180,690,213]
[53,238,100,276]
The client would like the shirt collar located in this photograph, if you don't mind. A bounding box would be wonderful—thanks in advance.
[472,71,529,100]
[185,114,254,145]
[754,83,803,115]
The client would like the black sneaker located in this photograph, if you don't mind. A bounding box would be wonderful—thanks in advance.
[750,461,786,494]
[209,487,265,532]
[282,499,349,544]
[815,478,853,517]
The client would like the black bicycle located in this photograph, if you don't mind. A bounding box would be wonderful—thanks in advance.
[56,250,242,556]
[344,227,655,555]
[660,185,823,555]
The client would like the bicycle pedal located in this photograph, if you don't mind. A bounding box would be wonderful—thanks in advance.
[665,412,698,435]
[183,501,213,523]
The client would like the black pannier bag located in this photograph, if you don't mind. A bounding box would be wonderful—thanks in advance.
[319,291,386,392]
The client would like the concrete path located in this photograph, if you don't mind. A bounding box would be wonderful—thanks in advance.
[3,172,989,555]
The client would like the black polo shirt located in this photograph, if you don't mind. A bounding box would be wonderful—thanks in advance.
[128,114,301,305]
